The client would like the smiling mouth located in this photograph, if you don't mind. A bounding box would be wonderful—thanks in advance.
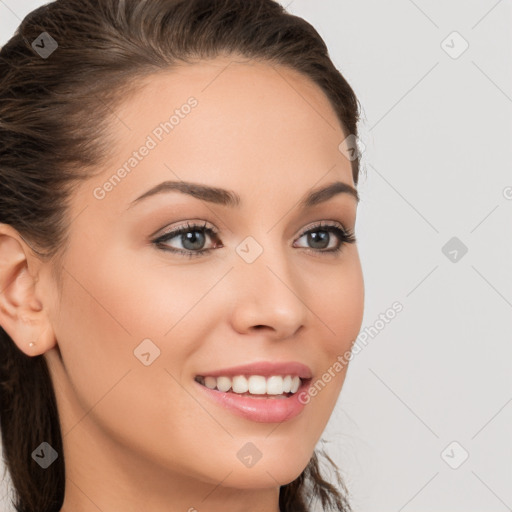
[194,374,308,398]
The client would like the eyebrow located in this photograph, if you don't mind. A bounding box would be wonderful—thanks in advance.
[128,179,359,210]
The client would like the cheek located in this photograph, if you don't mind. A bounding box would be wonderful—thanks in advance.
[52,248,215,460]
[53,243,221,393]
[309,249,365,355]
[290,250,364,428]
[63,242,211,338]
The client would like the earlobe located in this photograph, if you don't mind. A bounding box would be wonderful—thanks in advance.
[0,224,56,356]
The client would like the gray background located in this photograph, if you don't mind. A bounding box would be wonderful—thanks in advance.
[1,1,511,511]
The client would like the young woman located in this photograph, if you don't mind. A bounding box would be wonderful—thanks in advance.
[0,1,365,510]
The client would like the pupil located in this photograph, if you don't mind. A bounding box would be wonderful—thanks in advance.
[309,231,328,249]
[183,231,205,250]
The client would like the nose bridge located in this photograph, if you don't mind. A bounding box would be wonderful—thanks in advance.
[229,235,308,335]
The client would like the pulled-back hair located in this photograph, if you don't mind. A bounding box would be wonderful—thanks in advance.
[0,1,361,510]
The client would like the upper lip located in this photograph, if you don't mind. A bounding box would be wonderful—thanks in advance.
[196,361,313,379]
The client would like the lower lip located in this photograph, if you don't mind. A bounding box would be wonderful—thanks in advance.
[194,378,312,423]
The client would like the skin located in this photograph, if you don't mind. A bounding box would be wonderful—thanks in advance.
[0,55,364,512]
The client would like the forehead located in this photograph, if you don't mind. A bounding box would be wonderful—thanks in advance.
[78,56,354,216]
[124,55,342,128]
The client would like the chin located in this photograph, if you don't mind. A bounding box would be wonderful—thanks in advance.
[204,449,313,489]
[219,466,308,490]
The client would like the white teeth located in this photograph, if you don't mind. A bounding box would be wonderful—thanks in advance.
[266,376,284,395]
[216,376,231,392]
[248,375,267,394]
[290,376,300,393]
[232,375,249,393]
[204,376,217,390]
[197,374,304,396]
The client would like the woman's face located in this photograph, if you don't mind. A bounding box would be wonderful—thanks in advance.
[41,56,364,506]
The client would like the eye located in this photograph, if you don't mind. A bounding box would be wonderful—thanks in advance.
[293,221,356,255]
[151,221,221,258]
[151,220,356,259]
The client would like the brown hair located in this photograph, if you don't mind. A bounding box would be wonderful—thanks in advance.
[0,1,361,510]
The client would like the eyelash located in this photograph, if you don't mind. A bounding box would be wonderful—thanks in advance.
[151,220,356,259]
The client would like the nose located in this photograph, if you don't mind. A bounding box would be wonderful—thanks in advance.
[228,246,308,340]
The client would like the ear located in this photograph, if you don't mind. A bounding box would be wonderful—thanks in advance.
[0,223,56,357]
